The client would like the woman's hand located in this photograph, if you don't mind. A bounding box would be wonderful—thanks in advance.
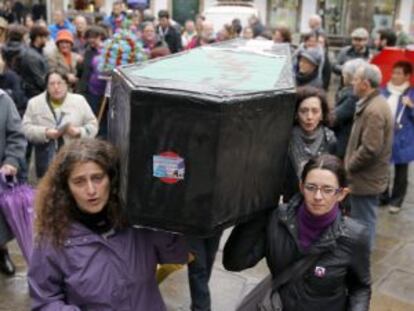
[46,128,63,140]
[0,164,17,176]
[402,96,414,108]
[65,125,81,138]
[67,73,78,84]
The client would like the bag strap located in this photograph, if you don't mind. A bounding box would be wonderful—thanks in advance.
[271,253,322,291]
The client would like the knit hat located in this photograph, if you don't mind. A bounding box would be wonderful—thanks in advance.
[299,48,322,66]
[351,27,369,39]
[56,29,74,44]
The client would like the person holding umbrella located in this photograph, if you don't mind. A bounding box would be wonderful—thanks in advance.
[380,61,414,214]
[0,89,27,275]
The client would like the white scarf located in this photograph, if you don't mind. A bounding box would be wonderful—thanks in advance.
[386,81,410,119]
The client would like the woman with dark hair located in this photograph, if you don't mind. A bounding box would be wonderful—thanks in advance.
[283,86,336,202]
[22,69,98,178]
[273,26,292,43]
[28,138,188,310]
[380,60,414,213]
[223,154,371,311]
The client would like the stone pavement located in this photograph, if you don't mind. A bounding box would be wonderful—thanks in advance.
[1,165,414,311]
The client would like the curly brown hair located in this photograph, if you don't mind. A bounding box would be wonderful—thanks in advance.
[35,139,127,247]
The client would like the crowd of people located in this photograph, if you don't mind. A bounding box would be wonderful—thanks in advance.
[0,1,413,310]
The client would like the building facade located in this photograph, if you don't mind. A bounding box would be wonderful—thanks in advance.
[44,0,413,35]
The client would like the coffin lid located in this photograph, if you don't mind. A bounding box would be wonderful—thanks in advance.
[116,39,296,102]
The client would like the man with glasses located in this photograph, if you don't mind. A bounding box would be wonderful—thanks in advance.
[333,28,370,81]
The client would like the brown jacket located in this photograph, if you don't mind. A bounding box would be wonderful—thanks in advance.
[345,90,393,195]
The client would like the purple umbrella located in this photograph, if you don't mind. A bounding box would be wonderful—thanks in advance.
[0,174,35,263]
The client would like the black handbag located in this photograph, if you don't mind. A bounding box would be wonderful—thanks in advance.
[236,253,321,311]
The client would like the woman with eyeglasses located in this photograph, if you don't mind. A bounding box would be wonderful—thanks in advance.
[282,86,336,202]
[22,69,98,178]
[223,154,371,311]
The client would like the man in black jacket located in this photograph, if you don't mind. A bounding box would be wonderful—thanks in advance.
[2,25,49,103]
[22,25,49,99]
[156,10,182,54]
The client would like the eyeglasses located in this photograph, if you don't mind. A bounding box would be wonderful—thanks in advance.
[303,183,341,197]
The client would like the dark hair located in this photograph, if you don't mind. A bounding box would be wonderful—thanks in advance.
[158,9,169,19]
[35,139,126,246]
[379,28,397,47]
[274,26,292,43]
[85,25,107,39]
[301,154,347,187]
[295,86,332,127]
[6,24,28,42]
[393,60,413,76]
[29,24,49,42]
[302,31,318,43]
[45,68,70,87]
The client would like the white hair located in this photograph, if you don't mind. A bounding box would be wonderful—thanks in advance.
[358,63,382,88]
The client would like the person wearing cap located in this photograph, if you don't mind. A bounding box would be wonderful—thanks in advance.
[333,27,370,77]
[48,29,81,88]
[295,47,324,89]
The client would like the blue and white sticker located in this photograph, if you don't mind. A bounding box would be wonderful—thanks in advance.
[153,151,185,184]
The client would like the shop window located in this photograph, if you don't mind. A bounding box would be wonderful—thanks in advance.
[268,0,300,32]
[372,0,398,34]
[319,0,344,35]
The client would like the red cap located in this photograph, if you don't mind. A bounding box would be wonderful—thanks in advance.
[56,29,74,44]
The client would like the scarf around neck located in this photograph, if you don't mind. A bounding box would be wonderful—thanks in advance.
[298,202,339,251]
[70,205,112,234]
[289,125,325,178]
[386,81,410,119]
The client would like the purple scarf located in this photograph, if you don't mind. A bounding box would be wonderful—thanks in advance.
[298,202,339,251]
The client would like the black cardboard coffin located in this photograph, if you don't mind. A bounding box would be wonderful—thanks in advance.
[109,40,296,236]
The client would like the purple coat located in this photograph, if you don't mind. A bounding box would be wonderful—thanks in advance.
[381,87,414,164]
[28,224,188,311]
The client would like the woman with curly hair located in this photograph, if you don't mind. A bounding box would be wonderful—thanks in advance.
[282,86,336,202]
[28,138,188,311]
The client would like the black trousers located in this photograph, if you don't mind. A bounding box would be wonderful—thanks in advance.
[187,232,222,311]
[382,163,409,207]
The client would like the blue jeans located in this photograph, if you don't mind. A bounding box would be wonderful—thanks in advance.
[350,194,379,249]
[187,233,222,311]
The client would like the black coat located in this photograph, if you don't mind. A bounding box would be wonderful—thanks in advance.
[156,25,182,54]
[0,69,27,115]
[223,195,371,311]
[2,43,48,99]
[333,86,359,159]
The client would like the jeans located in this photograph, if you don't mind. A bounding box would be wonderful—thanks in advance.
[187,233,222,311]
[350,194,379,249]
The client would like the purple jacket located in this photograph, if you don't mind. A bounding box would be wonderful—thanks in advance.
[381,87,414,164]
[28,223,188,311]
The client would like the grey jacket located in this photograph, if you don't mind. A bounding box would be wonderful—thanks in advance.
[0,89,27,245]
[0,89,27,171]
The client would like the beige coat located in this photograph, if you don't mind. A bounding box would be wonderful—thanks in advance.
[344,90,393,195]
[22,91,98,144]
[47,48,79,78]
